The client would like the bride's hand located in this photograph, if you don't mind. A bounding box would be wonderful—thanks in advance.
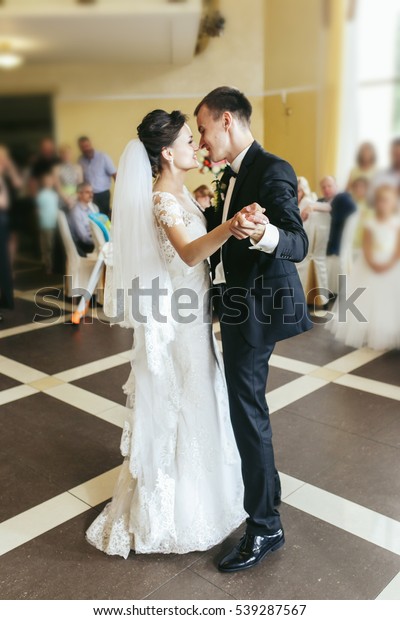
[229,204,269,240]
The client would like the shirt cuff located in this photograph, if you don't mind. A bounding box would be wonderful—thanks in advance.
[249,223,280,254]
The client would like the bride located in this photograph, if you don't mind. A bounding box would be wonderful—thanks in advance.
[86,109,250,558]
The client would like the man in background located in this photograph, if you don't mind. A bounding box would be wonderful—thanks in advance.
[68,182,99,256]
[77,136,116,217]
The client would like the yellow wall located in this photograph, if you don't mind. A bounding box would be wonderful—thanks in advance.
[264,0,322,190]
[55,95,265,190]
[0,0,334,193]
[264,91,318,187]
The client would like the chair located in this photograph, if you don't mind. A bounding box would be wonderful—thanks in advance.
[58,211,102,299]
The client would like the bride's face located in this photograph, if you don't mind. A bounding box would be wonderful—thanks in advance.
[168,124,199,172]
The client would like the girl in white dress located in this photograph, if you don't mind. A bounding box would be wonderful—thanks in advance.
[328,184,400,350]
[86,110,249,558]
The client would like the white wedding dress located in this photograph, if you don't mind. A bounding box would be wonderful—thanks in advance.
[86,188,245,558]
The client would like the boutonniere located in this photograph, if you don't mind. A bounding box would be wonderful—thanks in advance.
[197,149,228,211]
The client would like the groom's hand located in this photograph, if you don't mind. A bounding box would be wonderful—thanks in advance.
[229,203,269,241]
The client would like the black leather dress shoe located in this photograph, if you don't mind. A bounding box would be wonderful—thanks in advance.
[218,529,285,572]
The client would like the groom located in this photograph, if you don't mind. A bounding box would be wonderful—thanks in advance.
[195,87,312,572]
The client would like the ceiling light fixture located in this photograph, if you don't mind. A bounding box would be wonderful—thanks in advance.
[0,42,24,70]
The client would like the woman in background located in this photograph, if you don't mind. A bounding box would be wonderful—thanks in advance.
[346,142,377,190]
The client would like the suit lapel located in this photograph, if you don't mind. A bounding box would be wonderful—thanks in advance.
[227,140,261,218]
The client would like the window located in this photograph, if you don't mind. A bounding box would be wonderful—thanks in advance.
[356,0,400,167]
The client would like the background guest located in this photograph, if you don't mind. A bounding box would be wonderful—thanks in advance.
[31,138,61,184]
[36,171,60,275]
[346,142,377,190]
[55,145,83,209]
[296,176,330,306]
[0,147,23,321]
[349,176,372,249]
[68,182,99,256]
[77,136,116,217]
[319,176,358,295]
[328,184,400,350]
[373,137,400,191]
[194,184,214,211]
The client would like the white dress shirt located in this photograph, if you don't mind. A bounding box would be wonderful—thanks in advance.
[213,143,280,285]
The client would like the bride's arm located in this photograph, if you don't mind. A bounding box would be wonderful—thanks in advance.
[159,219,234,267]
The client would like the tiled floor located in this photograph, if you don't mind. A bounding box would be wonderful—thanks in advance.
[0,265,399,600]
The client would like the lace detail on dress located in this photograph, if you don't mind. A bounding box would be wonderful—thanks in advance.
[152,192,193,264]
[153,192,186,228]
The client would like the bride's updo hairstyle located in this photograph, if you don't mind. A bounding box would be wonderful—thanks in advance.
[137,109,187,177]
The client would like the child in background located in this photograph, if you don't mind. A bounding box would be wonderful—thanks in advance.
[328,184,400,350]
[36,171,60,274]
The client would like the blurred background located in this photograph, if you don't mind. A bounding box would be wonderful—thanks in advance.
[0,0,399,318]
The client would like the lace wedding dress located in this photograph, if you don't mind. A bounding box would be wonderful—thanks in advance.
[86,188,245,558]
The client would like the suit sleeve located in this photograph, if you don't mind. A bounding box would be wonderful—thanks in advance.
[258,160,308,262]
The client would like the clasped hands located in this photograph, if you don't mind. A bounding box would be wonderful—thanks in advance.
[229,203,269,243]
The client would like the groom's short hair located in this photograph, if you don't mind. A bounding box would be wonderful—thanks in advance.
[194,87,252,126]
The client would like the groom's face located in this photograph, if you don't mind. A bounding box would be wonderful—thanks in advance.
[196,105,229,163]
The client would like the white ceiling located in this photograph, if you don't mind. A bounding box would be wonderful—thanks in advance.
[0,0,202,65]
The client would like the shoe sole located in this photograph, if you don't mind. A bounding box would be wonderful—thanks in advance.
[218,536,285,573]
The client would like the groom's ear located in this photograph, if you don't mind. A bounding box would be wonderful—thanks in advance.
[222,111,233,131]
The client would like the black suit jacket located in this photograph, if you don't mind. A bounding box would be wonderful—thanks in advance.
[326,192,357,256]
[205,141,313,346]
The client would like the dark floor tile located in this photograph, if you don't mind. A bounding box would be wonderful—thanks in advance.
[0,453,63,523]
[351,350,400,387]
[0,298,64,330]
[271,410,367,482]
[374,417,400,449]
[267,367,301,392]
[191,504,400,600]
[0,320,131,374]
[0,510,202,600]
[147,569,234,600]
[274,324,354,366]
[13,267,63,292]
[72,364,131,407]
[0,393,122,509]
[283,383,400,442]
[0,373,20,391]
[310,437,400,521]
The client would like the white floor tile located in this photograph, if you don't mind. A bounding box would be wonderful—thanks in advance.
[0,314,70,339]
[54,353,130,382]
[285,483,400,556]
[326,348,385,373]
[376,571,400,599]
[334,374,400,402]
[268,375,327,414]
[0,384,39,406]
[270,354,319,375]
[42,383,119,414]
[92,404,127,428]
[279,472,305,499]
[0,356,48,383]
[69,466,122,507]
[0,492,89,556]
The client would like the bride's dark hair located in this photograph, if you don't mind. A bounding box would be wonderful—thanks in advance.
[137,109,187,177]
